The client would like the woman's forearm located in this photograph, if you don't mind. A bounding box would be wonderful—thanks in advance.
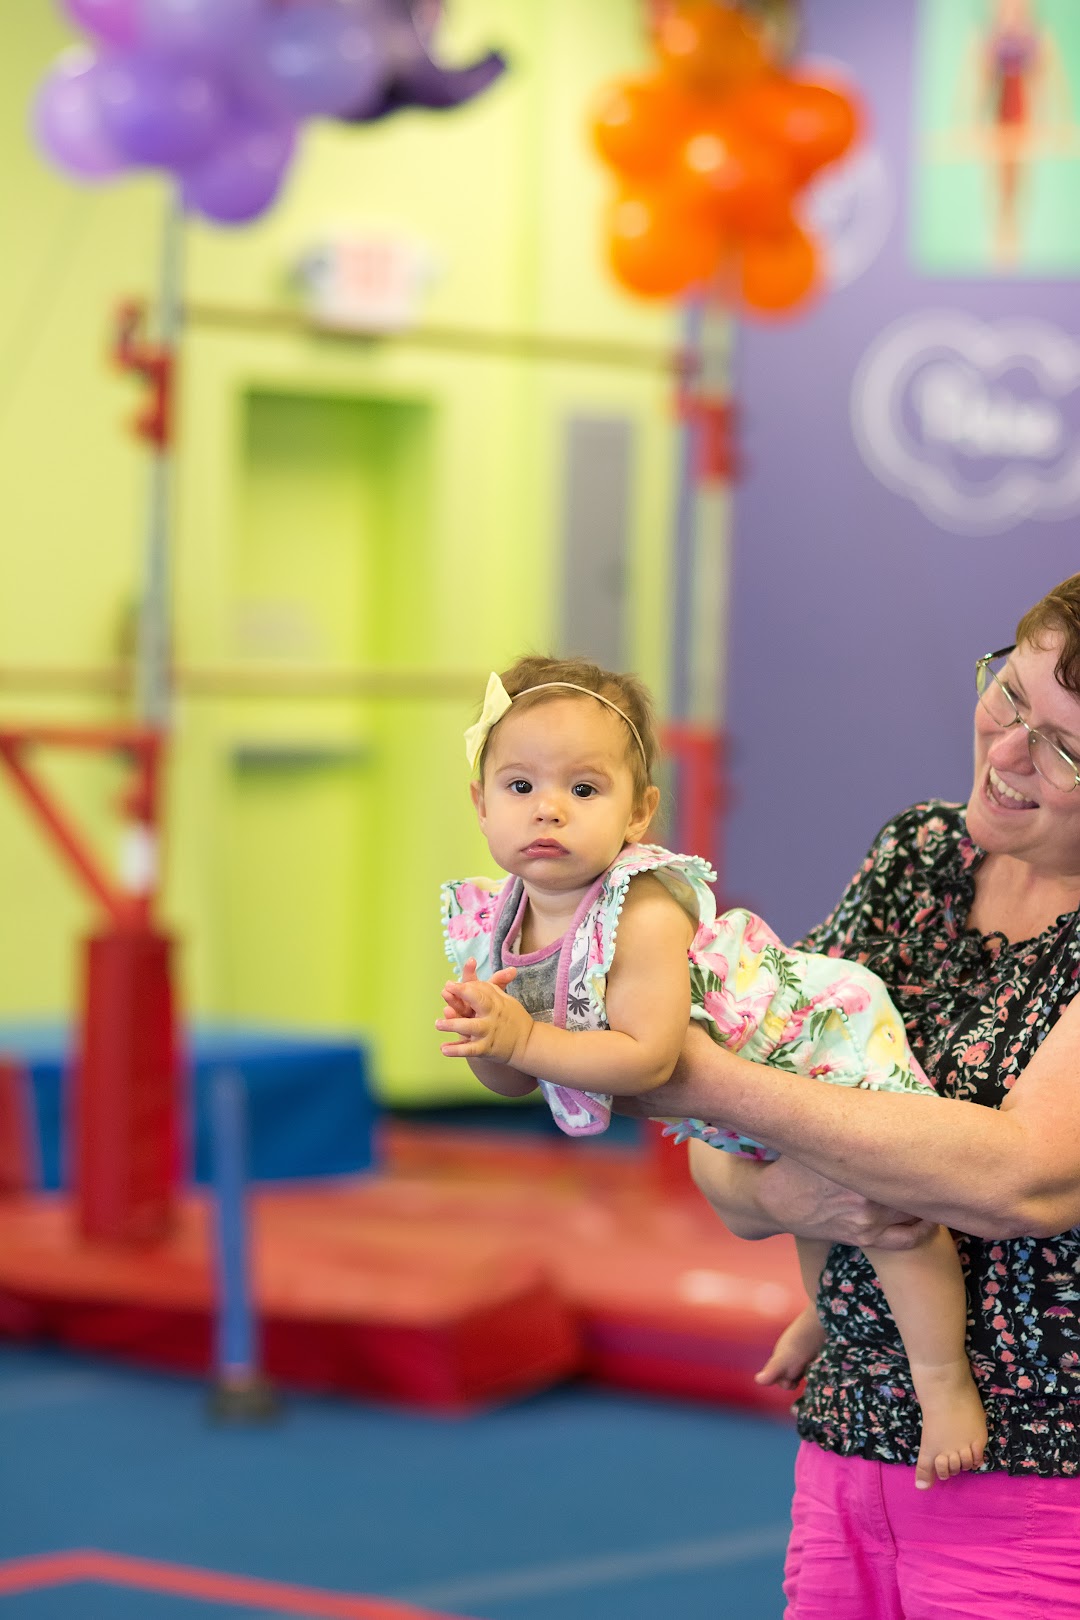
[687,1137,939,1250]
[688,1141,782,1240]
[642,1031,1032,1239]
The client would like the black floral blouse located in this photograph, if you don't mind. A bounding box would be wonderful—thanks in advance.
[793,801,1080,1475]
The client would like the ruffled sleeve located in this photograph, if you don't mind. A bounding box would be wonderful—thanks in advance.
[440,876,510,982]
[590,843,717,982]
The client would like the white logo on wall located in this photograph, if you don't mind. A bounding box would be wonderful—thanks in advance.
[804,144,894,290]
[851,311,1080,535]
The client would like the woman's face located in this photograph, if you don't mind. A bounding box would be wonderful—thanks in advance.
[967,632,1080,877]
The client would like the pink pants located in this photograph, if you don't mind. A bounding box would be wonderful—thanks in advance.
[784,1440,1080,1619]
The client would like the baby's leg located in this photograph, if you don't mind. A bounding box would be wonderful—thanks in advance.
[756,1237,828,1391]
[864,1227,987,1491]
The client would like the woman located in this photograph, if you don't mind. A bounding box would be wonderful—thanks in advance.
[622,573,1080,1618]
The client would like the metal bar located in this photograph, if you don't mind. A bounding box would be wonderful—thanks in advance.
[0,742,130,927]
[209,1069,256,1380]
[135,197,184,731]
[0,665,489,699]
[0,724,158,750]
[184,301,678,374]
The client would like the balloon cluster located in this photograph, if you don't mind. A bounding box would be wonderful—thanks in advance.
[35,0,506,225]
[591,1,863,315]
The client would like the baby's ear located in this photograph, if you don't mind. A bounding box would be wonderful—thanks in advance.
[631,783,661,840]
[470,779,485,817]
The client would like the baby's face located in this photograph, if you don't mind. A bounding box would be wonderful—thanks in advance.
[471,696,653,896]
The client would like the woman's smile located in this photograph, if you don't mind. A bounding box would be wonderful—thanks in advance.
[984,764,1038,812]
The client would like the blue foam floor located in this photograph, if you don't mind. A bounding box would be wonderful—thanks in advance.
[0,1344,799,1619]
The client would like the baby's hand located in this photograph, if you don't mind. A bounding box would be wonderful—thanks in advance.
[441,957,516,1019]
[436,970,532,1066]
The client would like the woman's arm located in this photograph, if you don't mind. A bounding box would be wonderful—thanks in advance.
[437,877,694,1094]
[628,1004,1080,1240]
[687,1139,937,1250]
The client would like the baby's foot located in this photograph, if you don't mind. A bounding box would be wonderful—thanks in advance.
[755,1303,826,1392]
[909,1359,988,1490]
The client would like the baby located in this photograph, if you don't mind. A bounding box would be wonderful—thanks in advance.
[438,655,987,1490]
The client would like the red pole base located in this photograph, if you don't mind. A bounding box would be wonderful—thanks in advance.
[0,1058,37,1196]
[73,928,180,1243]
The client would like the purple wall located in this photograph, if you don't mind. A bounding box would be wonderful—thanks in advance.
[724,0,1080,941]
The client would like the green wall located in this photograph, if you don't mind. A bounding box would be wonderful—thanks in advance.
[0,1,683,1102]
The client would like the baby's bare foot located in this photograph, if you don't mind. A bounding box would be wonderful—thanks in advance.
[909,1359,988,1490]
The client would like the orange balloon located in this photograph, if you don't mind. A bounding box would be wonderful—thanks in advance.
[727,73,863,184]
[739,218,819,314]
[673,114,794,234]
[655,1,769,97]
[606,188,724,299]
[590,75,695,180]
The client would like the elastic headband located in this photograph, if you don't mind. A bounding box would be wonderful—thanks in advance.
[465,672,649,773]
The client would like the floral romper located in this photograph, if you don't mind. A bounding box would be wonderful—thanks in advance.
[442,841,932,1151]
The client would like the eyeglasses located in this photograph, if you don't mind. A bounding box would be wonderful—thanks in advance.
[975,645,1080,794]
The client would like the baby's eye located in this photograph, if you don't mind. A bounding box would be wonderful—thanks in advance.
[572,783,598,799]
[508,779,532,795]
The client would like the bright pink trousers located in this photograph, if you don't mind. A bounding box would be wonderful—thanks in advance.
[784,1440,1080,1619]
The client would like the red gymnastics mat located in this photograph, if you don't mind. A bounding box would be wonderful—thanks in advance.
[0,1124,804,1416]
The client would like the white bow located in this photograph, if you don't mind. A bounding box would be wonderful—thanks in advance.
[464,671,513,771]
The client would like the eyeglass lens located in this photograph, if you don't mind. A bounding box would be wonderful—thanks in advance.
[977,660,1078,792]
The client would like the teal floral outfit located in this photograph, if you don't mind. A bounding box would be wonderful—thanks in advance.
[442,841,932,1152]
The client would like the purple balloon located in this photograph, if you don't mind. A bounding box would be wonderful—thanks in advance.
[180,113,296,223]
[141,0,262,64]
[33,47,127,180]
[242,3,387,120]
[60,0,140,48]
[97,53,226,166]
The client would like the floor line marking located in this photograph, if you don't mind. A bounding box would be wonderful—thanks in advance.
[0,1549,470,1619]
[397,1522,791,1607]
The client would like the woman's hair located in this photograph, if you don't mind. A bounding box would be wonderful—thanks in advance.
[1016,574,1080,699]
[481,653,660,804]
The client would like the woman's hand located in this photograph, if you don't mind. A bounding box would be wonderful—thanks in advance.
[754,1157,935,1251]
[689,1139,935,1250]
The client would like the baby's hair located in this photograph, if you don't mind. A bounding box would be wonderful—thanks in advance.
[481,653,660,804]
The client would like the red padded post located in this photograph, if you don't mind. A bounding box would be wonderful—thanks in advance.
[0,1057,37,1197]
[73,928,180,1242]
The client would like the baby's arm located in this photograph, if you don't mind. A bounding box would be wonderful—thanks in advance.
[755,1237,828,1391]
[437,875,694,1096]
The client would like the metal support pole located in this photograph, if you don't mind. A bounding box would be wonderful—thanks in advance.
[207,1069,278,1422]
[135,196,183,730]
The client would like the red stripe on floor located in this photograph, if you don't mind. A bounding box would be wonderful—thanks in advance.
[0,1548,469,1618]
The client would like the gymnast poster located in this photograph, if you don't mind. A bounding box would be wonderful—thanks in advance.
[916,0,1080,273]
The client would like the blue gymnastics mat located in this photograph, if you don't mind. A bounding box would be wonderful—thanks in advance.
[0,1022,376,1190]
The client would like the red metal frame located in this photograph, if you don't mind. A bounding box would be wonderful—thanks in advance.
[660,722,726,892]
[0,722,177,1241]
[0,724,162,928]
[113,301,175,449]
